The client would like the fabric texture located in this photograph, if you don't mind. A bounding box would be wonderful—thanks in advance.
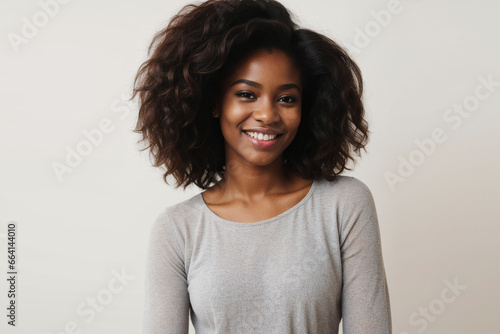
[143,175,392,333]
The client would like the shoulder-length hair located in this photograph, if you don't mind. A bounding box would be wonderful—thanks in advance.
[132,0,369,190]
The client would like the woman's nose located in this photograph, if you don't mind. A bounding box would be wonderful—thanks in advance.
[252,98,280,124]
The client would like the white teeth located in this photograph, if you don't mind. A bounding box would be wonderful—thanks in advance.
[244,131,278,141]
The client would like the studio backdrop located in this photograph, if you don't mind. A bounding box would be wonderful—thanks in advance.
[1,0,499,333]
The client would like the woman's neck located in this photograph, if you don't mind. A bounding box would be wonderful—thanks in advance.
[213,159,301,203]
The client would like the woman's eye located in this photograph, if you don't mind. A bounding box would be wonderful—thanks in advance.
[235,92,296,103]
[235,92,255,99]
[279,96,297,103]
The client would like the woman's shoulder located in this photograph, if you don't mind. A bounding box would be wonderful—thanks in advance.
[151,192,203,228]
[317,175,373,198]
[314,175,376,216]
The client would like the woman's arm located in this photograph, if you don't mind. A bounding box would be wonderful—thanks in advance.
[340,178,392,334]
[143,209,190,333]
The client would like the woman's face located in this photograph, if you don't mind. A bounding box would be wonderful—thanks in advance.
[214,48,302,169]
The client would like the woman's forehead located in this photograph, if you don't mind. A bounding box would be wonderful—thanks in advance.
[221,48,302,88]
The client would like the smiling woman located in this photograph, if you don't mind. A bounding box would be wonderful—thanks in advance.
[133,0,392,333]
[215,49,301,169]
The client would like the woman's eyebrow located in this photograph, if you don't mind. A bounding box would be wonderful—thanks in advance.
[230,79,301,92]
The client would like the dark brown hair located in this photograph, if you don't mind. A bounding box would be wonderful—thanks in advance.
[132,0,369,190]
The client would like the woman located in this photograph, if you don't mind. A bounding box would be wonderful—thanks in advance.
[134,0,392,332]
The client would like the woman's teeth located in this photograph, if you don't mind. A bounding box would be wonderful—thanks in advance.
[244,131,279,141]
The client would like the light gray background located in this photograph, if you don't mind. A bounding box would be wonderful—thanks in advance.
[1,0,499,333]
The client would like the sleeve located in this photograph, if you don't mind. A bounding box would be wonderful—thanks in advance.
[339,178,392,334]
[143,209,190,334]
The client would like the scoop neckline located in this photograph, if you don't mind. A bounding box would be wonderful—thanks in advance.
[197,178,318,226]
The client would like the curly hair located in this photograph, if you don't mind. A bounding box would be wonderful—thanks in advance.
[132,0,369,190]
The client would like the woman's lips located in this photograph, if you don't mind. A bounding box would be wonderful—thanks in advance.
[242,130,282,148]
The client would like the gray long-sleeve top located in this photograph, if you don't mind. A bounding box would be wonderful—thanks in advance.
[143,175,392,333]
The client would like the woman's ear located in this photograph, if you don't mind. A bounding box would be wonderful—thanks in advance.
[211,99,219,118]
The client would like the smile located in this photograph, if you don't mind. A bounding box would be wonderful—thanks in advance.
[243,131,281,141]
[242,130,283,148]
